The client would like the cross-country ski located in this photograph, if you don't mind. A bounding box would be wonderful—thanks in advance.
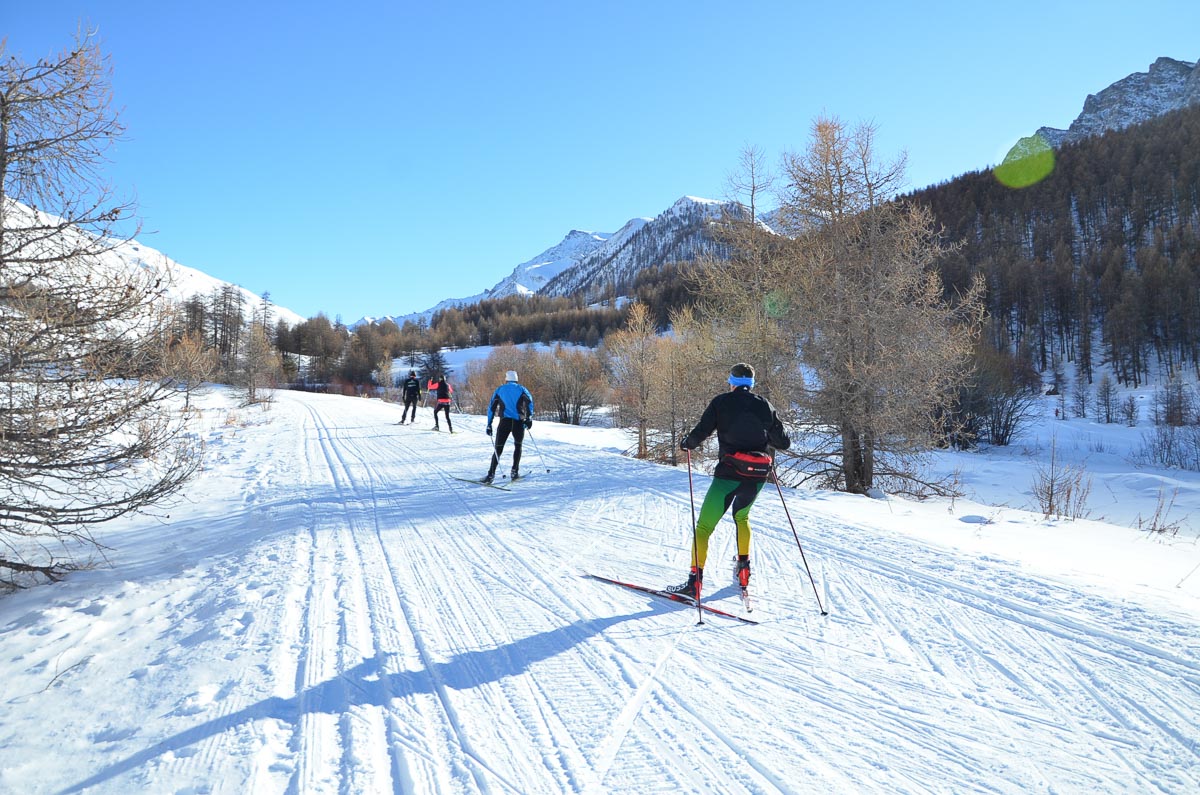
[583,573,760,625]
[450,475,512,491]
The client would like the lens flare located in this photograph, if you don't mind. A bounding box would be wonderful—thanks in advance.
[764,290,789,319]
[993,134,1055,188]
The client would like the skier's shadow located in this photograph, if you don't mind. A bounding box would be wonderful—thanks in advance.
[58,609,656,794]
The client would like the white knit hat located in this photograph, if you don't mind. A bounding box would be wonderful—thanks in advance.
[505,370,518,382]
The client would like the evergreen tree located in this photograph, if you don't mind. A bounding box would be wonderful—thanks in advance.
[420,348,451,382]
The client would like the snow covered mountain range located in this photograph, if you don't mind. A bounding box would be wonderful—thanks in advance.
[353,196,738,328]
[26,57,1196,336]
[4,199,305,328]
[540,196,737,299]
[354,229,615,328]
[358,56,1200,331]
[362,58,1200,332]
[1036,55,1200,147]
[122,237,306,327]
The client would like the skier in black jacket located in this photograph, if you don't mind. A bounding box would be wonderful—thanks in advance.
[665,362,790,600]
[399,370,422,424]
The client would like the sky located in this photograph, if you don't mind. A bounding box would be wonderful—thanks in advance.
[6,1,1200,323]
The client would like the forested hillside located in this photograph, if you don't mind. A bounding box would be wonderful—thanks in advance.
[913,104,1200,387]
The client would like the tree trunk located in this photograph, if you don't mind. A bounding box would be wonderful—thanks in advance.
[841,423,871,494]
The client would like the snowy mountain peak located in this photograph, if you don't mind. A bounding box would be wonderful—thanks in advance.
[679,195,723,206]
[540,196,739,299]
[495,229,615,297]
[356,195,743,328]
[563,229,608,243]
[1036,55,1200,146]
[351,228,614,328]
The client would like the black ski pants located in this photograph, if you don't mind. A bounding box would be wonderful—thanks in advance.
[401,394,419,422]
[488,417,525,476]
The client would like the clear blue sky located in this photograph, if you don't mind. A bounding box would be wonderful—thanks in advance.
[7,1,1200,323]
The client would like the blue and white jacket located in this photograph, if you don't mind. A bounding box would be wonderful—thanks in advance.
[487,382,534,424]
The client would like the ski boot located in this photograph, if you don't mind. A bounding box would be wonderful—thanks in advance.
[664,567,703,601]
[734,555,751,588]
[510,468,520,481]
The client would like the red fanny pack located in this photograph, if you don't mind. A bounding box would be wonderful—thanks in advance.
[723,451,772,479]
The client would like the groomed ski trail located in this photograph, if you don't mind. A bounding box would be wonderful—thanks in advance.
[1,388,1196,794]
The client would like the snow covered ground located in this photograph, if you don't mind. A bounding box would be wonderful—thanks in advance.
[1,386,1198,794]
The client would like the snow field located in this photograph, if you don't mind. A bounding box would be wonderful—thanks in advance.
[0,387,1197,794]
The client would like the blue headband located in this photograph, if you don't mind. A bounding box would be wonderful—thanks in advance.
[729,375,754,388]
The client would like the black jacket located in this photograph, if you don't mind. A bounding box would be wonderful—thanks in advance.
[682,386,790,478]
[401,377,422,399]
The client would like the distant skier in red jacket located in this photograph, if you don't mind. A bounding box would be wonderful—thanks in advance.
[431,375,454,433]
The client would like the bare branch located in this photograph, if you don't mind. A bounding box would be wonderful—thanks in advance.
[1,31,201,587]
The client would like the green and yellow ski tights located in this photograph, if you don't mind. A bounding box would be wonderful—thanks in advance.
[689,476,765,569]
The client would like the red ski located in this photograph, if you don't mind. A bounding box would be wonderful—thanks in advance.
[584,573,759,625]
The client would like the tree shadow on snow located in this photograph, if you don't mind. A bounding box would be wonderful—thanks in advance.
[58,608,656,794]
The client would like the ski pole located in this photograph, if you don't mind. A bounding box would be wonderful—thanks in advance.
[686,449,703,625]
[524,425,551,473]
[770,462,828,616]
[486,425,503,473]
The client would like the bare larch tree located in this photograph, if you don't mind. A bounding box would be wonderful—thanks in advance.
[775,116,984,494]
[1,30,201,587]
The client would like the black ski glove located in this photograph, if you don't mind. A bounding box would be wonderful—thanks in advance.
[486,425,493,436]
[524,418,533,430]
[680,437,695,451]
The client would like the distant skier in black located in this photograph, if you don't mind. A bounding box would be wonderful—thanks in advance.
[665,362,790,600]
[431,375,454,432]
[399,370,422,424]
[483,370,534,483]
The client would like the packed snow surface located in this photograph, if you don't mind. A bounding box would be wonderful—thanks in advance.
[1,388,1198,793]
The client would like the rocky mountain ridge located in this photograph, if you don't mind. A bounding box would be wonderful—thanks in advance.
[540,196,737,300]
[1037,55,1200,146]
[356,195,736,327]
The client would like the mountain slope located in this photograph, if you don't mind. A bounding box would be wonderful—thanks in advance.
[357,195,740,328]
[490,229,613,298]
[353,229,613,328]
[3,199,304,327]
[1037,55,1200,146]
[540,196,737,299]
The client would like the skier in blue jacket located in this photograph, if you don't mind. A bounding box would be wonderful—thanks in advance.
[484,370,534,483]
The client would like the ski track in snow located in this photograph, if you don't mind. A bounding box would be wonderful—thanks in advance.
[0,390,1197,794]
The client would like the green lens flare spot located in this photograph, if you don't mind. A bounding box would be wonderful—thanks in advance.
[764,290,789,318]
[994,134,1055,188]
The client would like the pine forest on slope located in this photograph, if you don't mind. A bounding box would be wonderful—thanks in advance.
[912,102,1200,388]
